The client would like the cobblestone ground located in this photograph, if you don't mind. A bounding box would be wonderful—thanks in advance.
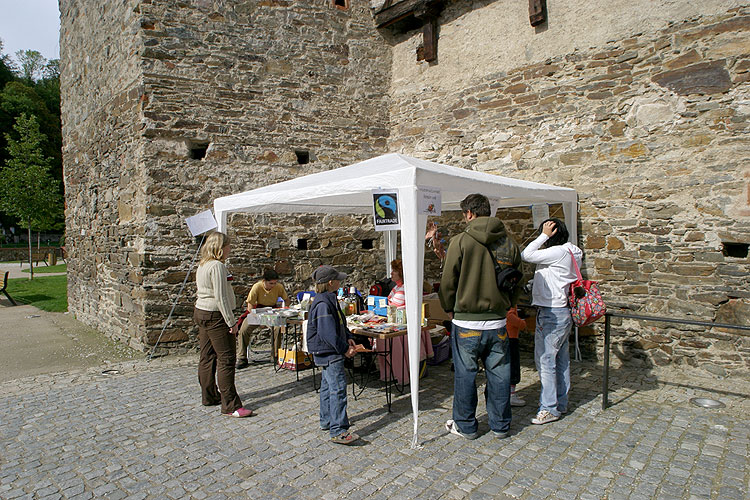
[0,354,748,500]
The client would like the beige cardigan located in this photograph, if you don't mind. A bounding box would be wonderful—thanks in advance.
[195,259,236,326]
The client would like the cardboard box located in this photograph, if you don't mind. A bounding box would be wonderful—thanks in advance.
[277,348,313,371]
[423,297,452,322]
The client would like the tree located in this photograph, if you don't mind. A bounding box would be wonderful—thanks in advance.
[0,40,15,89]
[15,50,46,82]
[0,113,62,279]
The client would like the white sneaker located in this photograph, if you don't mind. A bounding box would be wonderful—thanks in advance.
[510,393,526,407]
[444,419,478,440]
[531,410,559,425]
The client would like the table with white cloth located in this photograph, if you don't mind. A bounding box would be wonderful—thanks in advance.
[242,309,314,384]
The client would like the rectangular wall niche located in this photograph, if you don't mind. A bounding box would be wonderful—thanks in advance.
[332,0,349,10]
[361,239,374,249]
[722,242,749,258]
[188,140,209,160]
[297,238,308,250]
[295,150,310,164]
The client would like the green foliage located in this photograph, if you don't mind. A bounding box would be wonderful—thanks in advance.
[0,113,62,233]
[15,50,47,82]
[0,41,63,233]
[6,274,67,312]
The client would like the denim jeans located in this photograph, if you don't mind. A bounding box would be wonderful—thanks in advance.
[319,358,350,437]
[451,324,511,436]
[534,306,572,417]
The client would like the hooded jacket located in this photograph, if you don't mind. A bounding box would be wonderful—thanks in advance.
[439,216,522,321]
[306,290,353,365]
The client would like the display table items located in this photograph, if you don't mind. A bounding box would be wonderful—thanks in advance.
[347,313,446,411]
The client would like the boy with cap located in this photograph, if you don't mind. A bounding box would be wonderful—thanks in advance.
[306,265,360,445]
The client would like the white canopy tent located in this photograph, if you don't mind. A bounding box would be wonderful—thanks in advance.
[214,153,578,447]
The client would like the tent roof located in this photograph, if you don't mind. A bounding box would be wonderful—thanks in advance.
[214,153,577,220]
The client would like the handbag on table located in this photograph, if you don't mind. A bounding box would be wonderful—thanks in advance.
[567,249,606,327]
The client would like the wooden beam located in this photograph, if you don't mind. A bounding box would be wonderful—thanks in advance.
[529,0,546,26]
[421,17,438,62]
[373,0,426,28]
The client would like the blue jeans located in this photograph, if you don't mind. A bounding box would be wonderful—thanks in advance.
[319,358,350,437]
[534,306,572,417]
[451,324,511,436]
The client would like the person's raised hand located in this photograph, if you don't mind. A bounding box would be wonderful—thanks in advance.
[542,221,557,237]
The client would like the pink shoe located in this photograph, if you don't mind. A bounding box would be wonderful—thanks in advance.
[223,407,253,418]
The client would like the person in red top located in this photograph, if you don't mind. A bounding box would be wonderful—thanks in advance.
[506,306,527,407]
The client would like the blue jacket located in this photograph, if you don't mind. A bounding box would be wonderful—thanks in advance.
[307,291,352,365]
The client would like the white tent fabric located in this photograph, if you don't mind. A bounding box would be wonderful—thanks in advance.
[214,153,578,447]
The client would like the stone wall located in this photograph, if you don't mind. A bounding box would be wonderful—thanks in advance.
[61,0,750,374]
[385,0,750,374]
[61,0,393,352]
[60,0,149,348]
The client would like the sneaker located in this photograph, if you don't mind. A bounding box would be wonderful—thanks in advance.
[331,431,359,445]
[492,430,510,439]
[235,359,249,370]
[558,407,568,415]
[224,407,253,418]
[531,410,559,425]
[510,393,526,407]
[444,419,478,440]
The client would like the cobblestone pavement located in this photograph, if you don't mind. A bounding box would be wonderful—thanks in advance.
[0,353,748,500]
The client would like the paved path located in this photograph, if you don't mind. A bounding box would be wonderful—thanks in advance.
[0,304,139,383]
[0,262,66,280]
[1,345,748,499]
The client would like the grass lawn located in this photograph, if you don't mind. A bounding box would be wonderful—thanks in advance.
[21,264,67,274]
[6,275,68,312]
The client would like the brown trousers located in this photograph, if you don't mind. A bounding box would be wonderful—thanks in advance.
[194,308,243,414]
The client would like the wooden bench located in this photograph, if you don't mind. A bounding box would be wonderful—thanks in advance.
[1,271,18,306]
[19,252,51,268]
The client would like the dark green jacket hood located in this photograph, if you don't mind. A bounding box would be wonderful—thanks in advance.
[438,216,522,321]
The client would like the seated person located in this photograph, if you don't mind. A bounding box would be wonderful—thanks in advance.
[236,269,289,369]
[388,259,405,308]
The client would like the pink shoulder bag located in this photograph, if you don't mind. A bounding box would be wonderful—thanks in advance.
[567,250,606,327]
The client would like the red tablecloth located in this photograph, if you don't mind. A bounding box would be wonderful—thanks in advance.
[375,328,434,384]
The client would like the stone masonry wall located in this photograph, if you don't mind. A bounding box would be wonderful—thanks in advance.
[61,0,750,374]
[60,0,150,348]
[386,0,750,375]
[62,0,393,352]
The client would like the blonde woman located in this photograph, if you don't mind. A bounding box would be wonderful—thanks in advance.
[193,231,252,418]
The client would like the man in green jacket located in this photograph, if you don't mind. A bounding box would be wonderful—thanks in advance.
[439,193,522,439]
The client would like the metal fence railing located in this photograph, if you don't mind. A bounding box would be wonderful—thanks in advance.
[602,311,750,410]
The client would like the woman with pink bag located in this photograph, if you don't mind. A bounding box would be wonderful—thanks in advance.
[521,218,582,425]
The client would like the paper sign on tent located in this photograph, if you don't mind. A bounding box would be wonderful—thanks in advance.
[532,204,550,230]
[418,186,441,216]
[185,210,218,237]
[372,190,400,231]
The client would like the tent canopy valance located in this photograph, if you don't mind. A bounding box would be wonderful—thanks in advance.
[213,153,578,448]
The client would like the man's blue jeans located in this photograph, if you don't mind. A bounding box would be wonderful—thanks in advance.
[451,324,511,436]
[534,306,572,417]
[319,357,350,438]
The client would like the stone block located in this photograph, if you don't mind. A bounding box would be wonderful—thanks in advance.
[652,60,732,95]
[607,237,624,250]
[586,236,606,249]
[664,49,702,70]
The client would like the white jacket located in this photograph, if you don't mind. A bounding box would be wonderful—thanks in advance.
[521,234,583,308]
[195,259,237,325]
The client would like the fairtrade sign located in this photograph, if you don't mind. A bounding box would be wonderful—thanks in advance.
[372,190,400,231]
